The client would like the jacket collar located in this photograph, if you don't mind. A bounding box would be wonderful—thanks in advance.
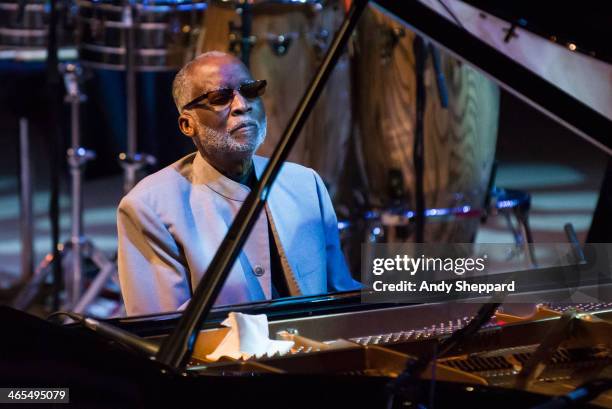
[192,152,267,202]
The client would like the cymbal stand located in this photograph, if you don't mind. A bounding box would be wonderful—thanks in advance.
[12,63,117,312]
[119,1,156,194]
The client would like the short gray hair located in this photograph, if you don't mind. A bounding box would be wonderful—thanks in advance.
[172,51,229,113]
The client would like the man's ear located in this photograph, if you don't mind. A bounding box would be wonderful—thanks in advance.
[178,113,196,138]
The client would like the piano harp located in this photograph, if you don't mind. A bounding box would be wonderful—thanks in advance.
[2,0,612,408]
[118,296,612,388]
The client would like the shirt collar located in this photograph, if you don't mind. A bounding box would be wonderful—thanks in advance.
[192,152,266,202]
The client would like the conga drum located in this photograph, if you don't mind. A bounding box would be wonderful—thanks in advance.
[0,0,73,49]
[77,0,206,71]
[197,0,351,199]
[352,4,500,243]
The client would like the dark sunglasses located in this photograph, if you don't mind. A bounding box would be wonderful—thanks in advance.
[182,79,267,111]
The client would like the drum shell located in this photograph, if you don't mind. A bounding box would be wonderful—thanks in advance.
[76,0,205,71]
[198,0,351,198]
[0,0,73,48]
[352,5,500,242]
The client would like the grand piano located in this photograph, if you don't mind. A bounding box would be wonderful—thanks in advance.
[1,0,612,407]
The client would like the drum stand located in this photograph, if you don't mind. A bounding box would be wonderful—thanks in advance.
[118,2,156,194]
[12,64,117,313]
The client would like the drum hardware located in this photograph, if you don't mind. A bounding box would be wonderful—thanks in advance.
[88,16,103,41]
[231,30,302,58]
[228,20,256,60]
[227,16,256,65]
[357,204,480,244]
[238,1,252,66]
[308,28,329,59]
[168,13,184,43]
[486,187,536,267]
[380,26,404,63]
[225,0,254,65]
[342,186,537,266]
[268,33,292,56]
[117,1,157,193]
[12,63,118,312]
[480,161,497,224]
[19,118,34,288]
[227,1,329,61]
[0,117,36,295]
[564,223,585,267]
[478,166,533,266]
[387,168,406,206]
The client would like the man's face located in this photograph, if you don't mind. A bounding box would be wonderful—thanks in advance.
[185,56,267,158]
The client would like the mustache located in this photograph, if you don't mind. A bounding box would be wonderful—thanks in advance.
[229,120,258,133]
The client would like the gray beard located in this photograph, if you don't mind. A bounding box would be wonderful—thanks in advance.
[200,118,267,154]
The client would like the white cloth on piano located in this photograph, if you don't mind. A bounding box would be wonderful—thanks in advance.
[206,312,294,361]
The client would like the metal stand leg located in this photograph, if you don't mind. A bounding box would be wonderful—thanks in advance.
[503,211,523,246]
[12,64,120,314]
[62,63,95,307]
[12,243,69,310]
[72,240,117,314]
[514,208,537,268]
[61,63,121,312]
[491,187,537,268]
[502,208,537,268]
[119,2,156,194]
[19,117,34,283]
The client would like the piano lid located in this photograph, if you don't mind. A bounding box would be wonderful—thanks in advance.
[462,0,612,64]
[372,0,612,156]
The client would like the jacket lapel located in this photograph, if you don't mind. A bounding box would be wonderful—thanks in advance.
[192,152,272,302]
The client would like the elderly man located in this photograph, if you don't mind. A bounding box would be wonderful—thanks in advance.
[117,51,359,316]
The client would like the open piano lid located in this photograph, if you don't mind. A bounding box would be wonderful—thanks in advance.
[373,0,612,156]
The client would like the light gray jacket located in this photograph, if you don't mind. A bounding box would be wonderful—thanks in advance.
[117,152,358,316]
